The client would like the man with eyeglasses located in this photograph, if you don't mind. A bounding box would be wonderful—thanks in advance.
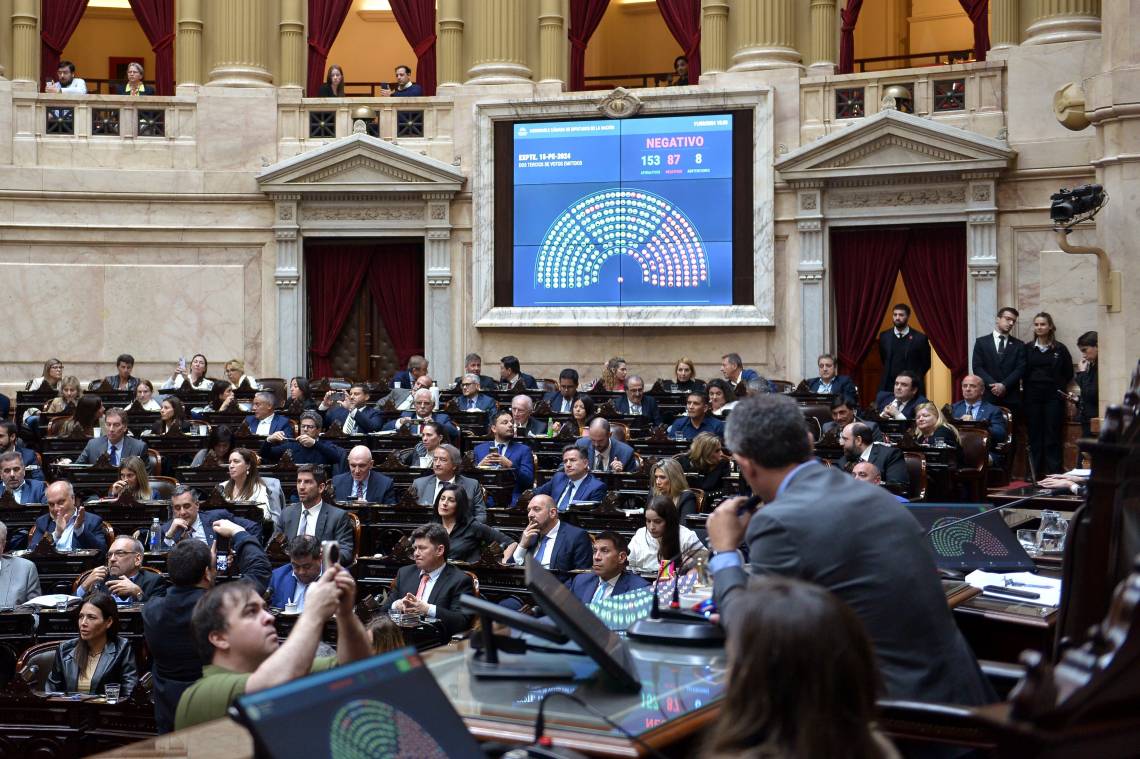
[77,536,168,602]
[386,388,460,442]
[260,410,346,473]
[455,373,496,421]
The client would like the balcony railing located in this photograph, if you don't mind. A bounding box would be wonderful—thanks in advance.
[16,94,195,141]
[281,97,454,157]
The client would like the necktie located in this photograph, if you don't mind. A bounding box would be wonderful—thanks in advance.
[631,404,641,415]
[416,571,430,599]
[559,481,577,510]
[343,410,357,435]
[595,453,604,471]
[969,404,977,420]
[498,444,506,458]
[533,535,550,563]
[999,335,1007,355]
[591,578,608,604]
[298,509,309,537]
[354,480,364,500]
[109,444,118,466]
[562,398,571,413]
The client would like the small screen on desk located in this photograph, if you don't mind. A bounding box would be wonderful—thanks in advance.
[908,503,1036,572]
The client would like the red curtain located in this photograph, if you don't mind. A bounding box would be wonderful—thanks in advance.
[656,0,701,81]
[830,227,909,397]
[390,0,437,96]
[366,245,424,367]
[41,0,89,88]
[901,225,969,400]
[305,244,370,377]
[128,0,175,95]
[568,0,610,91]
[307,0,354,96]
[958,0,990,62]
[838,0,863,74]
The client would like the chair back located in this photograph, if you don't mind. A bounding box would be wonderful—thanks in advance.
[345,511,362,564]
[150,476,179,500]
[16,641,61,691]
[903,451,927,501]
[146,448,163,477]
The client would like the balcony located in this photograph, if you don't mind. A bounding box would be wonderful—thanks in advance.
[279,96,455,164]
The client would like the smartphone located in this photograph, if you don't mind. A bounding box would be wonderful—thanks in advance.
[178,356,186,371]
[322,540,340,567]
[328,391,347,403]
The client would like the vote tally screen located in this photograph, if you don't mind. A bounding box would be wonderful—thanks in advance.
[513,113,734,308]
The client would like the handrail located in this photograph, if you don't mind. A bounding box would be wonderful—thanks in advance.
[855,49,975,72]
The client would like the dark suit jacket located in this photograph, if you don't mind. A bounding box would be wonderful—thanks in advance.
[950,400,1008,443]
[84,568,168,602]
[543,391,591,415]
[866,443,910,486]
[874,391,927,420]
[821,419,883,443]
[568,571,649,605]
[411,474,487,522]
[117,84,154,95]
[243,414,293,438]
[518,520,592,574]
[10,479,46,504]
[878,329,931,391]
[391,370,415,388]
[517,417,547,436]
[13,445,40,478]
[713,463,993,705]
[30,512,107,553]
[260,438,345,473]
[807,375,859,405]
[268,564,302,608]
[143,585,205,733]
[75,435,148,466]
[454,375,498,392]
[160,508,263,549]
[972,334,1025,407]
[509,372,538,390]
[453,393,497,421]
[534,472,607,507]
[47,636,137,696]
[612,395,662,426]
[575,436,638,472]
[324,406,384,434]
[279,501,354,564]
[101,376,140,393]
[380,563,474,636]
[472,440,534,506]
[392,82,424,97]
[331,470,396,504]
[384,412,460,442]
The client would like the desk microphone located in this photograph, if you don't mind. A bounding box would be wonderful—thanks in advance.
[923,493,1051,537]
[630,547,724,646]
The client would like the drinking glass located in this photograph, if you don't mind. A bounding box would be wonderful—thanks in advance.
[104,684,121,704]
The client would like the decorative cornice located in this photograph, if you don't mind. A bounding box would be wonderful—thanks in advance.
[302,206,424,221]
[828,185,966,209]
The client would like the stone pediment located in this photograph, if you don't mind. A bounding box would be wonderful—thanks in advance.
[775,109,1014,181]
[257,133,465,196]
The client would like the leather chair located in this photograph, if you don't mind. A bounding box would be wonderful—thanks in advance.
[345,511,362,564]
[150,476,179,500]
[691,488,707,513]
[957,428,991,501]
[146,448,162,477]
[16,641,60,691]
[903,451,927,501]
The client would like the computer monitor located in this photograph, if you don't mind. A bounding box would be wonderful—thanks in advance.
[229,647,482,758]
[525,556,642,692]
[907,503,1036,572]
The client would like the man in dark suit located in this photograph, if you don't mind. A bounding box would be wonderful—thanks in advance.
[875,371,927,420]
[410,444,487,522]
[473,410,535,506]
[385,388,460,442]
[453,353,497,391]
[543,368,589,415]
[806,353,858,406]
[510,394,547,436]
[878,303,931,393]
[510,494,592,575]
[819,398,882,442]
[0,422,40,479]
[950,375,1009,445]
[267,534,324,609]
[534,445,607,507]
[70,408,148,466]
[321,383,384,434]
[391,355,429,389]
[160,485,263,549]
[77,536,167,602]
[0,452,46,504]
[30,481,107,553]
[331,445,396,504]
[244,391,293,438]
[499,355,538,389]
[612,375,661,426]
[971,306,1025,410]
[707,395,994,706]
[453,373,497,419]
[841,422,909,487]
[721,352,774,394]
[260,411,345,472]
[398,420,448,469]
[567,531,649,605]
[380,523,474,636]
[577,418,638,473]
[279,465,354,565]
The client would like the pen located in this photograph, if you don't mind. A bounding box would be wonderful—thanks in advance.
[983,585,1039,600]
[1004,578,1051,589]
[736,495,762,516]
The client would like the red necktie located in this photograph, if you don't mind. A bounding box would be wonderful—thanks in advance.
[416,571,430,599]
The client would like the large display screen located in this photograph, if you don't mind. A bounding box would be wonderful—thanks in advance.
[511,113,734,308]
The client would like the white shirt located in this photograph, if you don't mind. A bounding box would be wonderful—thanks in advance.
[627,525,705,574]
[255,414,277,435]
[895,326,911,338]
[432,478,457,504]
[296,502,322,537]
[161,374,214,391]
[418,563,445,620]
[513,520,561,567]
[992,330,1009,352]
[590,574,620,602]
[55,78,88,94]
[55,513,79,551]
[290,574,310,611]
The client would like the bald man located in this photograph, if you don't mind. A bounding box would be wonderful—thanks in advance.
[852,461,909,502]
[29,481,108,553]
[950,375,1008,444]
[330,445,396,504]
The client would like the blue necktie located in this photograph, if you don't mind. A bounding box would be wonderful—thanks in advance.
[558,482,576,510]
[533,535,549,563]
[591,578,608,603]
[109,444,119,466]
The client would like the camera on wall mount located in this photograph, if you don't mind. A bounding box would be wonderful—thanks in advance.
[1050,184,1107,230]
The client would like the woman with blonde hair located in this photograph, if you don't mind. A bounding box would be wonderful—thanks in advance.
[913,401,959,448]
[223,359,257,390]
[44,375,83,414]
[672,357,705,394]
[650,457,699,518]
[27,358,64,392]
[676,432,732,494]
[108,456,157,500]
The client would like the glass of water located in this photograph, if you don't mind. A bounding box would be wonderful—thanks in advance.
[1038,510,1069,553]
[104,684,121,704]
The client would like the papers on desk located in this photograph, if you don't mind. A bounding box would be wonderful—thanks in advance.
[1063,468,1091,478]
[25,594,81,608]
[965,570,1061,607]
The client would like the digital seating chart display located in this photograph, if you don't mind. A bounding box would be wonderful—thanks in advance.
[512,113,733,308]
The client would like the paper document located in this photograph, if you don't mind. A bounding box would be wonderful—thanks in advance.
[965,570,1061,607]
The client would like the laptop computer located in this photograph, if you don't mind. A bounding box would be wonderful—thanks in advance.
[906,503,1037,573]
[229,646,483,758]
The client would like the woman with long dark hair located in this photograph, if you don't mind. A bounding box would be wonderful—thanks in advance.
[191,424,235,467]
[319,64,345,97]
[46,593,138,697]
[627,495,706,575]
[1023,312,1073,476]
[287,376,318,413]
[58,394,104,438]
[430,483,516,563]
[149,397,190,436]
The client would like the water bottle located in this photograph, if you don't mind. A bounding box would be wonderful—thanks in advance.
[148,518,160,551]
[546,417,554,438]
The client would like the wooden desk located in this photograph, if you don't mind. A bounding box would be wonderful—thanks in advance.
[954,594,1059,663]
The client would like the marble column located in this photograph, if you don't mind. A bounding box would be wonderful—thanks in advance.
[466,0,531,84]
[0,0,12,79]
[965,174,1000,353]
[206,0,273,86]
[273,196,305,379]
[423,192,456,383]
[700,0,730,75]
[989,0,1021,52]
[794,183,826,380]
[278,0,304,89]
[1024,0,1100,45]
[10,0,37,83]
[729,0,801,71]
[807,0,837,76]
[177,0,205,89]
[437,0,463,87]
[537,0,565,84]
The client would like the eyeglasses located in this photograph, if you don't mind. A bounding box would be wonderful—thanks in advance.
[108,550,140,558]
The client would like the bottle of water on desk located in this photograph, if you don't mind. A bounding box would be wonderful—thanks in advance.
[148,518,160,551]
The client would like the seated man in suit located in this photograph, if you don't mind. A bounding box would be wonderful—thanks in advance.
[267,534,325,610]
[280,464,353,565]
[0,451,46,504]
[453,373,497,419]
[331,445,396,504]
[321,383,384,434]
[453,353,497,391]
[567,531,649,605]
[386,388,460,442]
[260,411,345,472]
[510,394,547,436]
[30,480,108,553]
[510,494,591,575]
[612,375,661,426]
[534,445,607,508]
[160,484,263,549]
[398,419,447,469]
[721,352,774,394]
[0,422,40,479]
[544,368,588,415]
[841,423,909,487]
[243,392,293,438]
[499,355,538,390]
[0,520,41,605]
[77,536,167,602]
[391,354,429,389]
[577,418,638,473]
[951,374,1009,445]
[68,408,148,467]
[820,398,882,442]
[380,523,475,637]
[411,444,487,522]
[875,371,927,421]
[851,462,909,503]
[806,353,858,406]
[667,391,725,441]
[474,409,535,506]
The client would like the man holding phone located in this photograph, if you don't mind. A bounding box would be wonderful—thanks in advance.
[379,64,423,97]
[380,524,474,636]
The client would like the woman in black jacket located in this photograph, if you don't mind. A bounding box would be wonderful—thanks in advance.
[676,432,732,495]
[1023,312,1074,476]
[46,593,138,697]
[431,484,517,563]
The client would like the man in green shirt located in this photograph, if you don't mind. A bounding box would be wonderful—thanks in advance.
[175,564,370,730]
